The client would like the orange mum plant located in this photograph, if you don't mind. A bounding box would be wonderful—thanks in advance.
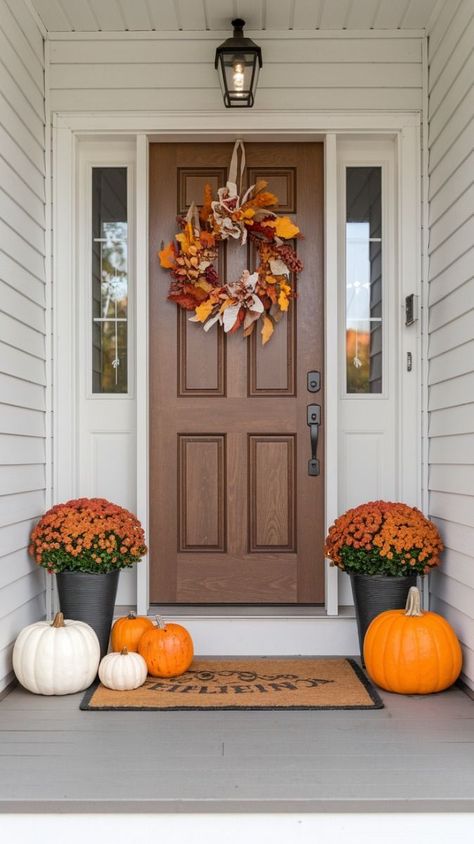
[29,498,147,574]
[324,500,443,577]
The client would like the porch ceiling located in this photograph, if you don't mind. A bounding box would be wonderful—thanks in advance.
[29,0,441,34]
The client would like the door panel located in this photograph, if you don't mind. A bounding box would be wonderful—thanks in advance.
[149,142,324,604]
[179,435,226,552]
[178,308,226,396]
[249,435,296,551]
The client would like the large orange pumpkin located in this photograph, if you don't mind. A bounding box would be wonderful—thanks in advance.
[138,617,194,677]
[364,587,462,694]
[111,612,154,653]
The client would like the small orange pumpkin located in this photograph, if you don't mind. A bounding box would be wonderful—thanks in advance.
[364,587,462,694]
[110,612,154,653]
[138,617,194,678]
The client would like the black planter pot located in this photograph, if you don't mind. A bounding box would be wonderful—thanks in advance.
[350,572,417,658]
[56,570,120,659]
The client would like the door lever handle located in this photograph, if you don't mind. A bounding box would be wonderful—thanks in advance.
[307,404,321,476]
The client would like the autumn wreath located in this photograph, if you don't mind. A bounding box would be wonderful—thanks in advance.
[158,140,303,344]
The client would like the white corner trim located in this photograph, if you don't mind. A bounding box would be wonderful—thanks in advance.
[23,0,48,38]
[421,36,431,611]
[53,122,77,504]
[44,37,53,618]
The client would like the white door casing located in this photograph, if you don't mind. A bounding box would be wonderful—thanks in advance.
[53,112,421,653]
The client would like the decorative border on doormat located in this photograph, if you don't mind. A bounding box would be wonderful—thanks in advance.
[80,658,384,711]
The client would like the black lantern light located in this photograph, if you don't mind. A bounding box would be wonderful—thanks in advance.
[215,19,262,108]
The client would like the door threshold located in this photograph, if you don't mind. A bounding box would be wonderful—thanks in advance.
[115,605,356,619]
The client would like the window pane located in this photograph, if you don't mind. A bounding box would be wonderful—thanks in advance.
[92,167,128,394]
[345,167,382,394]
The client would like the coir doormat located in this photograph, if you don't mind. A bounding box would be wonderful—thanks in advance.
[80,658,383,711]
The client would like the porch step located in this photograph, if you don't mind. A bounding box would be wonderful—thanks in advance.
[114,606,359,656]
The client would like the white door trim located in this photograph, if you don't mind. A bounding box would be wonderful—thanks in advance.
[54,110,420,133]
[52,110,422,620]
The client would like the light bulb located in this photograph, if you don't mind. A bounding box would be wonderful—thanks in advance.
[232,60,244,95]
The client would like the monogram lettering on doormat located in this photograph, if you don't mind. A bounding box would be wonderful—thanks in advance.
[148,669,334,695]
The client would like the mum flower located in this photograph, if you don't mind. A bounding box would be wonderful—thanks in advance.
[324,500,443,577]
[29,498,147,575]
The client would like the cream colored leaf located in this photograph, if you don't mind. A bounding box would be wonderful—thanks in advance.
[222,303,241,333]
[269,258,290,277]
[203,314,221,332]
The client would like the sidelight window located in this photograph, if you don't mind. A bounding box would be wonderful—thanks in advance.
[92,167,128,394]
[345,166,382,394]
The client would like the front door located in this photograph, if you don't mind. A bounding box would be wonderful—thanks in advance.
[149,142,324,604]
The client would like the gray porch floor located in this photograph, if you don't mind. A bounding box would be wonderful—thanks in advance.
[0,673,473,814]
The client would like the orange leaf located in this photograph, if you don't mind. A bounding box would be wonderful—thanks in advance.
[268,217,300,239]
[252,191,278,208]
[261,314,274,345]
[200,231,215,247]
[196,280,213,293]
[219,298,233,314]
[200,183,213,222]
[194,299,215,323]
[278,281,291,312]
[158,242,176,269]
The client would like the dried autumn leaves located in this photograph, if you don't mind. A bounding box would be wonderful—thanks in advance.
[158,177,303,344]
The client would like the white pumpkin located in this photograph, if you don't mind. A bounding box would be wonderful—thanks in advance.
[13,612,100,695]
[98,647,148,690]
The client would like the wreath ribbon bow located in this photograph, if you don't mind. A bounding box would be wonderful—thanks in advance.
[158,140,304,344]
[228,137,246,194]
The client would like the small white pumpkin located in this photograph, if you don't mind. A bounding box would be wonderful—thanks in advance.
[13,612,100,695]
[98,647,148,690]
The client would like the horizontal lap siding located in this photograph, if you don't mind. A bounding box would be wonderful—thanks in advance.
[48,35,422,113]
[0,0,46,692]
[428,0,474,688]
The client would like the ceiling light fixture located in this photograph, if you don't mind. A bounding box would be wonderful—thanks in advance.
[215,19,262,108]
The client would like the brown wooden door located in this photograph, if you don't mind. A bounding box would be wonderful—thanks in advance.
[149,142,324,604]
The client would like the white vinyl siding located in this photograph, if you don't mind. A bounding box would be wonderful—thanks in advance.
[47,33,423,114]
[0,0,46,692]
[427,0,474,689]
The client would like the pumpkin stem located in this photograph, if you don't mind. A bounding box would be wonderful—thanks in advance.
[51,612,65,628]
[155,615,166,630]
[405,586,423,617]
[127,612,136,619]
[120,647,129,655]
